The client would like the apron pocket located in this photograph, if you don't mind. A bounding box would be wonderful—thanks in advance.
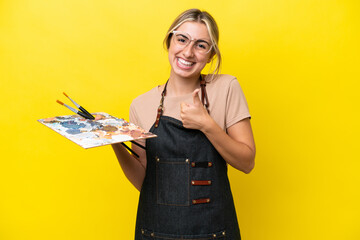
[141,228,226,240]
[156,157,190,206]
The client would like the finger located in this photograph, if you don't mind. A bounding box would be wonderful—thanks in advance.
[192,88,201,105]
[180,102,189,112]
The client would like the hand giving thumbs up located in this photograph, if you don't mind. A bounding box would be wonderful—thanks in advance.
[180,88,211,130]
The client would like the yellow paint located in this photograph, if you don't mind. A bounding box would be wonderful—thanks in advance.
[1,0,359,239]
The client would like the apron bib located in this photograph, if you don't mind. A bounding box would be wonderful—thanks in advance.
[134,78,241,240]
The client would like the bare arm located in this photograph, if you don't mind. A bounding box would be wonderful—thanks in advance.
[111,142,147,191]
[201,117,255,173]
[180,89,255,173]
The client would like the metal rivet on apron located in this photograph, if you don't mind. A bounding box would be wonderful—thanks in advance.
[156,157,160,162]
[150,232,154,237]
[191,181,195,185]
[208,180,211,184]
[213,233,216,237]
[192,200,197,204]
[222,231,226,235]
[185,158,189,163]
[207,199,210,203]
[141,229,144,234]
[208,162,213,167]
[191,162,195,167]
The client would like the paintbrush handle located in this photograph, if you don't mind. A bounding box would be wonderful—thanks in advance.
[121,142,139,158]
[77,111,92,120]
[131,140,146,150]
[79,106,95,119]
[63,103,92,119]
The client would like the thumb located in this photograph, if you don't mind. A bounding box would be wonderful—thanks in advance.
[192,88,201,105]
[180,102,189,111]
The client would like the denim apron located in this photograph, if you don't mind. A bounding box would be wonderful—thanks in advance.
[135,78,241,240]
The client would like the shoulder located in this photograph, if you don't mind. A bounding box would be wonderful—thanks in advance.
[205,73,237,82]
[205,73,238,84]
[205,73,248,106]
[205,74,242,92]
[130,86,161,116]
[131,86,159,106]
[129,86,161,130]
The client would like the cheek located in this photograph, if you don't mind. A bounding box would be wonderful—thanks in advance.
[197,55,211,65]
[168,47,177,60]
[168,40,180,53]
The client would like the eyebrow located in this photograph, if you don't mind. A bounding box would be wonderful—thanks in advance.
[174,31,211,45]
[196,39,210,44]
[178,33,190,39]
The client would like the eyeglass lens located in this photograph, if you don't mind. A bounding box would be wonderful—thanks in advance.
[173,32,211,54]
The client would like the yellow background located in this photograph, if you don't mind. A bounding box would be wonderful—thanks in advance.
[1,0,359,239]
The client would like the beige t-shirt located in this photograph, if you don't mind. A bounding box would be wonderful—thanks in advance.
[130,74,251,133]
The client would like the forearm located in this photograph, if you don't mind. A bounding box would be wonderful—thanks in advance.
[111,143,146,191]
[201,118,256,173]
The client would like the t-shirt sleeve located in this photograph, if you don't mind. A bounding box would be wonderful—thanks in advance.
[129,101,139,127]
[129,100,146,146]
[225,78,251,129]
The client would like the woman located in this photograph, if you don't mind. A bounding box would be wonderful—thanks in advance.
[112,8,255,240]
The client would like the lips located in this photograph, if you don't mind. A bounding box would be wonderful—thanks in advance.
[177,57,195,69]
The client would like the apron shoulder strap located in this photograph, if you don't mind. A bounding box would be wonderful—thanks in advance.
[200,75,209,112]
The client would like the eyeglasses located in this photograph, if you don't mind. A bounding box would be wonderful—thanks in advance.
[172,31,213,54]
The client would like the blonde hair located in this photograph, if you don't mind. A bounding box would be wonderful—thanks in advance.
[163,9,222,78]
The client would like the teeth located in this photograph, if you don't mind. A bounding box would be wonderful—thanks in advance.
[178,58,194,66]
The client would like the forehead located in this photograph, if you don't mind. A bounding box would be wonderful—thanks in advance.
[176,21,210,40]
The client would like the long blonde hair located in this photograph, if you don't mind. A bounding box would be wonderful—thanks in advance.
[163,9,222,78]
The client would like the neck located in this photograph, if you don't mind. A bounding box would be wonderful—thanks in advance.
[167,73,201,96]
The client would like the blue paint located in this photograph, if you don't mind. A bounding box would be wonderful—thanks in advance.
[66,129,81,135]
[88,121,101,127]
[60,121,86,129]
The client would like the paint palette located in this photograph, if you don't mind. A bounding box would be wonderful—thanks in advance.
[38,112,156,149]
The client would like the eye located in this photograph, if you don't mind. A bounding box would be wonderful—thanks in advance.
[197,43,207,49]
[175,34,189,45]
[196,41,210,51]
[178,38,186,43]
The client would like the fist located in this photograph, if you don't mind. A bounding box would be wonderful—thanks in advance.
[180,89,210,130]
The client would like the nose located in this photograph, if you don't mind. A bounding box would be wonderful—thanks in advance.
[182,41,195,58]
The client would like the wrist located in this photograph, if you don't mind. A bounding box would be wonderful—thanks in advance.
[201,115,216,134]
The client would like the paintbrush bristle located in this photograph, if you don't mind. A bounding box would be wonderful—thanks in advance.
[56,100,64,105]
[63,92,69,97]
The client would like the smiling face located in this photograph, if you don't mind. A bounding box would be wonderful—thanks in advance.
[168,21,213,80]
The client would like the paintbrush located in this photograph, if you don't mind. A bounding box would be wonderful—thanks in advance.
[56,100,93,120]
[63,92,95,120]
[121,142,139,158]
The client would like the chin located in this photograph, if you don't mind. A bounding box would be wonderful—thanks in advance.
[173,65,204,79]
[173,70,199,79]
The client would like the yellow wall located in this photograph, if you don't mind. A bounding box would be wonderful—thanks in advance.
[1,0,359,239]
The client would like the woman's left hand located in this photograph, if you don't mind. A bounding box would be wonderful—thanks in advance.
[181,89,255,173]
[180,89,211,131]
